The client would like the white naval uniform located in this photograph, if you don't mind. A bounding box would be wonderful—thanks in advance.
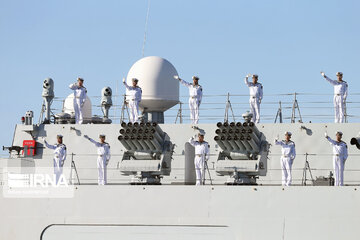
[326,136,348,186]
[324,76,348,123]
[180,79,203,124]
[124,82,142,123]
[87,138,111,185]
[244,78,263,123]
[189,137,210,185]
[275,139,296,186]
[69,83,87,124]
[44,141,67,184]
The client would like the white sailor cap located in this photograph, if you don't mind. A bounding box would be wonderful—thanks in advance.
[284,131,292,136]
[336,72,343,76]
[192,76,199,80]
[99,134,106,138]
[336,131,343,136]
[132,78,139,82]
[57,134,63,138]
[252,74,258,79]
[198,130,206,136]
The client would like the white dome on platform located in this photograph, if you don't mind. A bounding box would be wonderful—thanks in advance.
[126,56,179,112]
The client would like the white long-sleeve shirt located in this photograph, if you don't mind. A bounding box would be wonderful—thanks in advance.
[275,139,296,159]
[324,76,348,98]
[69,83,87,105]
[180,79,203,103]
[87,138,111,162]
[244,78,263,100]
[123,82,142,102]
[189,138,210,160]
[326,136,348,160]
[44,140,67,167]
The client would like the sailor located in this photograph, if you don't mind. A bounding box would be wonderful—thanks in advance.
[244,74,263,124]
[274,132,296,186]
[175,75,203,124]
[84,134,111,185]
[44,135,67,184]
[321,71,348,123]
[123,78,142,123]
[189,130,210,185]
[69,77,87,124]
[325,131,348,186]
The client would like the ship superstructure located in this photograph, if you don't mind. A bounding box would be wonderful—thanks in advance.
[1,56,360,240]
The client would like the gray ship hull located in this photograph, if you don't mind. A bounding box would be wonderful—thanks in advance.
[0,185,359,239]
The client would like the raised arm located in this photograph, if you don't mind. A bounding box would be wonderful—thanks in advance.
[84,135,101,147]
[44,140,56,150]
[69,83,78,90]
[188,137,197,147]
[122,81,132,91]
[179,78,191,88]
[244,74,251,87]
[274,139,284,146]
[326,136,337,145]
[324,76,338,86]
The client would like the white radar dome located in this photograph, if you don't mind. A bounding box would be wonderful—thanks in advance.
[63,94,92,122]
[126,56,179,112]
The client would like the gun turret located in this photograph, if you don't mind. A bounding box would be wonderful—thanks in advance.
[2,146,24,155]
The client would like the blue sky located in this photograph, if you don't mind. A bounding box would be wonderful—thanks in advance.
[0,0,359,149]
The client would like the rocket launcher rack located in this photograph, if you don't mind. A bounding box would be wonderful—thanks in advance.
[118,122,167,152]
[214,121,269,185]
[214,121,263,156]
[117,122,174,184]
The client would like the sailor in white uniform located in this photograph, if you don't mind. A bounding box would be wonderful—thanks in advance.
[275,132,296,186]
[123,78,142,123]
[321,71,348,123]
[175,75,203,124]
[84,134,111,185]
[189,131,210,185]
[44,135,67,184]
[325,131,348,186]
[244,74,263,124]
[69,77,87,124]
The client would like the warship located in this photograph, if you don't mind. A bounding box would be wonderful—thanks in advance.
[1,56,360,240]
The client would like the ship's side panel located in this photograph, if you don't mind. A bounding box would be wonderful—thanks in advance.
[0,186,359,240]
[8,123,360,185]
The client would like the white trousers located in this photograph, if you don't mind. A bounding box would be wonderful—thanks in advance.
[194,156,205,185]
[249,98,260,124]
[333,95,345,123]
[280,157,293,186]
[189,98,200,124]
[97,156,107,185]
[74,99,84,124]
[53,157,63,184]
[128,100,139,123]
[333,156,345,186]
